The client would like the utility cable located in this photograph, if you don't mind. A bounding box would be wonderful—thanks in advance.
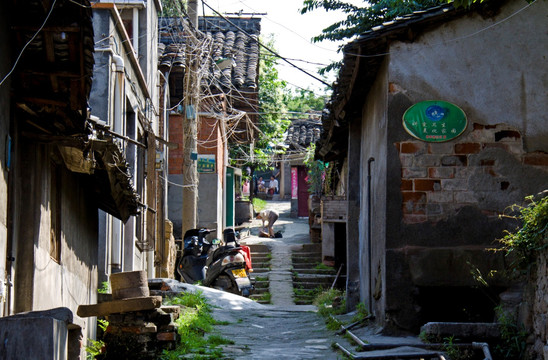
[0,0,59,87]
[201,0,332,88]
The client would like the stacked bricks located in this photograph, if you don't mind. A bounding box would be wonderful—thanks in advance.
[101,307,180,360]
[397,123,548,224]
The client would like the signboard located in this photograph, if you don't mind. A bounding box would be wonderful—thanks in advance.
[291,167,298,199]
[403,100,467,142]
[197,154,215,173]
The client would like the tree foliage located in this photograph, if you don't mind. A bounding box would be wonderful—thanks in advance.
[160,0,187,17]
[301,0,445,44]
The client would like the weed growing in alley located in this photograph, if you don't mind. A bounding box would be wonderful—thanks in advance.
[350,302,369,323]
[160,291,232,360]
[314,289,346,317]
[85,319,108,359]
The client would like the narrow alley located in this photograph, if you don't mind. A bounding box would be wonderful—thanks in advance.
[180,200,349,359]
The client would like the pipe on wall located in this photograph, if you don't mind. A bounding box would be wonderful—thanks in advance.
[367,157,375,315]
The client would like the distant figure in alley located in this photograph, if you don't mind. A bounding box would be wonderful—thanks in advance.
[257,209,279,237]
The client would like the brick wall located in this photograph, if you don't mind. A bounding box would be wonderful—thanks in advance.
[396,123,548,224]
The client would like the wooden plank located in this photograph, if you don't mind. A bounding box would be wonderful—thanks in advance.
[77,296,162,318]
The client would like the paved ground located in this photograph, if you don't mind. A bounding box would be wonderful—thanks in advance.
[194,200,349,359]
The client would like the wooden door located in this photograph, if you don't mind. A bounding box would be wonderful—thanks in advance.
[297,166,309,217]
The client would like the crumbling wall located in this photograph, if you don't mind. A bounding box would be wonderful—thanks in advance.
[396,123,548,225]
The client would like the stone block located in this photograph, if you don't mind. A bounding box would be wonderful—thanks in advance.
[427,191,454,203]
[402,167,428,178]
[415,154,440,167]
[428,167,455,179]
[441,178,468,191]
[441,155,467,166]
[77,296,162,317]
[420,322,500,341]
[428,142,454,155]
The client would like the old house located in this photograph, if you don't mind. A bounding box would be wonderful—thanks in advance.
[0,0,139,357]
[317,0,548,333]
[159,15,260,238]
[89,0,164,285]
[282,113,322,218]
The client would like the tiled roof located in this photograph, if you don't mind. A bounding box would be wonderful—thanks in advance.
[285,115,322,149]
[159,16,261,90]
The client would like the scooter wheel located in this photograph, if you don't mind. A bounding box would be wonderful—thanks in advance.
[212,274,238,295]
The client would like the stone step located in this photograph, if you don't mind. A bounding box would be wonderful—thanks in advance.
[292,269,336,275]
[252,287,269,295]
[291,282,333,290]
[245,244,271,253]
[293,243,322,252]
[293,276,336,284]
[291,257,322,264]
[291,251,321,257]
[252,268,270,273]
[251,259,270,267]
[253,280,269,289]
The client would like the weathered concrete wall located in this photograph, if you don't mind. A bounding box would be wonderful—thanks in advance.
[357,59,389,322]
[356,0,548,331]
[388,0,548,153]
[0,1,11,317]
[13,142,98,346]
[198,172,222,236]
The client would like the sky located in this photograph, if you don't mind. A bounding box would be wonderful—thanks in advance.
[204,0,360,94]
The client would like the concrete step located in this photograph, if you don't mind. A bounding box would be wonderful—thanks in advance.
[245,244,271,253]
[291,282,332,290]
[293,275,336,284]
[292,243,322,252]
[252,268,270,273]
[293,269,336,275]
[291,257,322,264]
[253,280,269,289]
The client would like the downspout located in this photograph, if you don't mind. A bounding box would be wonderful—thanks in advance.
[95,47,125,271]
[367,157,375,315]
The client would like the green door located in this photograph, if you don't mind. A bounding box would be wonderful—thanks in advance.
[225,167,234,227]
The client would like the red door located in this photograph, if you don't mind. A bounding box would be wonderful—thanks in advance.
[297,166,309,217]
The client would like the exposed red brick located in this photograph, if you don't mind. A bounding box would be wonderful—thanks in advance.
[480,159,495,166]
[401,179,413,191]
[428,167,455,179]
[414,179,441,191]
[400,142,423,154]
[157,332,177,341]
[455,143,482,154]
[523,152,548,166]
[402,191,426,203]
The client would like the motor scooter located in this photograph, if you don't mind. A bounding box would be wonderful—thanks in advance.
[176,228,253,297]
[202,228,254,297]
[176,228,217,284]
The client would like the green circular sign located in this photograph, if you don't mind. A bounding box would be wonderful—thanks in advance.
[402,100,467,142]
